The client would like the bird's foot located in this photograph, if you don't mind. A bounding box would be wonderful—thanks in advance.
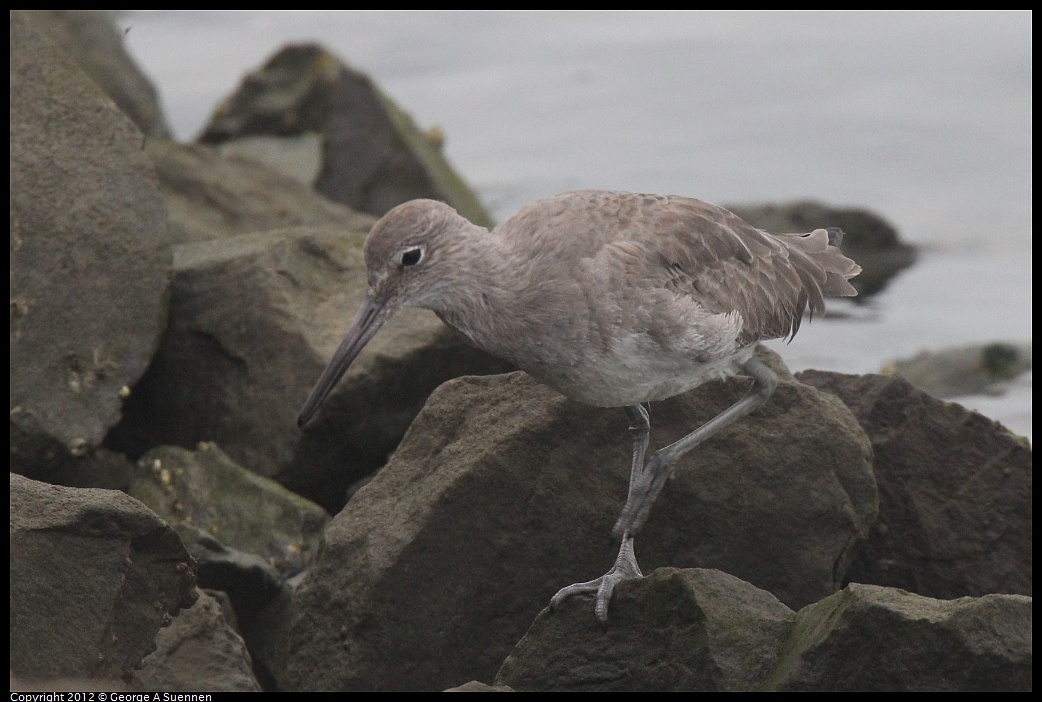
[550,536,643,626]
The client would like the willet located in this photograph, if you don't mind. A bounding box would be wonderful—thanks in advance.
[298,190,860,624]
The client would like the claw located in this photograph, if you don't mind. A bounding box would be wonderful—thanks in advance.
[550,535,643,626]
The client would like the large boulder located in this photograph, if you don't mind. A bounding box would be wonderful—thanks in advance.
[797,370,1032,599]
[129,590,262,692]
[25,10,171,139]
[198,43,493,226]
[496,568,797,691]
[762,584,1031,691]
[10,11,171,480]
[105,226,513,511]
[144,137,374,245]
[9,474,197,681]
[129,443,329,576]
[285,348,876,690]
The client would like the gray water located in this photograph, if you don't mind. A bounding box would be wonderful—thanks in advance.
[122,10,1032,438]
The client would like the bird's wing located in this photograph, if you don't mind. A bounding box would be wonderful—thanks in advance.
[596,193,859,344]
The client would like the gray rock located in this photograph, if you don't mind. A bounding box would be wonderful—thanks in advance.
[216,134,323,187]
[171,525,291,687]
[242,574,300,690]
[24,11,172,139]
[10,12,170,478]
[9,474,197,681]
[129,443,329,576]
[106,226,512,511]
[285,348,875,690]
[797,371,1032,599]
[130,590,262,692]
[175,524,286,622]
[198,43,494,227]
[727,200,916,298]
[496,568,796,691]
[885,342,1032,399]
[50,446,138,492]
[144,137,373,245]
[762,584,1032,691]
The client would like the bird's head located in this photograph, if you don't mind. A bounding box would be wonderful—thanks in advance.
[297,199,469,426]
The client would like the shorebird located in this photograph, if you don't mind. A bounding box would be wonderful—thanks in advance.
[298,190,860,624]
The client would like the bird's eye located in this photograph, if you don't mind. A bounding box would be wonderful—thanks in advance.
[400,247,423,268]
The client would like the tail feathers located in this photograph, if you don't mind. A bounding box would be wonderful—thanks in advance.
[785,227,861,298]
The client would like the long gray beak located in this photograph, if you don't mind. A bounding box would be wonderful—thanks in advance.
[298,295,390,427]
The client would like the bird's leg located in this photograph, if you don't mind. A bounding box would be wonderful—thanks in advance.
[613,356,778,539]
[551,359,776,624]
[549,404,650,625]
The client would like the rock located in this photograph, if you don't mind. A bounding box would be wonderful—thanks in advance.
[762,584,1032,691]
[884,342,1032,399]
[105,226,513,511]
[285,348,875,690]
[215,134,324,188]
[24,10,172,139]
[726,201,916,298]
[175,524,286,624]
[130,590,262,692]
[9,473,197,681]
[243,574,300,691]
[10,11,170,479]
[128,443,329,576]
[49,446,138,492]
[797,370,1032,599]
[144,137,373,245]
[496,568,796,691]
[198,43,494,226]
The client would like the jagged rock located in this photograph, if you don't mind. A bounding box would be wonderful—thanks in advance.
[128,443,329,576]
[130,590,262,692]
[198,43,493,226]
[9,474,197,681]
[496,568,796,691]
[762,584,1032,691]
[10,11,171,479]
[797,370,1032,599]
[25,10,172,139]
[144,137,373,245]
[105,226,513,511]
[727,201,916,298]
[285,348,875,690]
[175,524,286,624]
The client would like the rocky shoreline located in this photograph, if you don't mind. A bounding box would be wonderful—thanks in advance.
[10,11,1031,691]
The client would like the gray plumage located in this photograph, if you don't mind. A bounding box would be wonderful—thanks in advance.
[299,190,860,624]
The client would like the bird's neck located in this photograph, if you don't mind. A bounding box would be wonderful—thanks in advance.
[427,226,528,357]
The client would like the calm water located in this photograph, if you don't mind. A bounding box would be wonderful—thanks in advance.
[122,10,1032,438]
